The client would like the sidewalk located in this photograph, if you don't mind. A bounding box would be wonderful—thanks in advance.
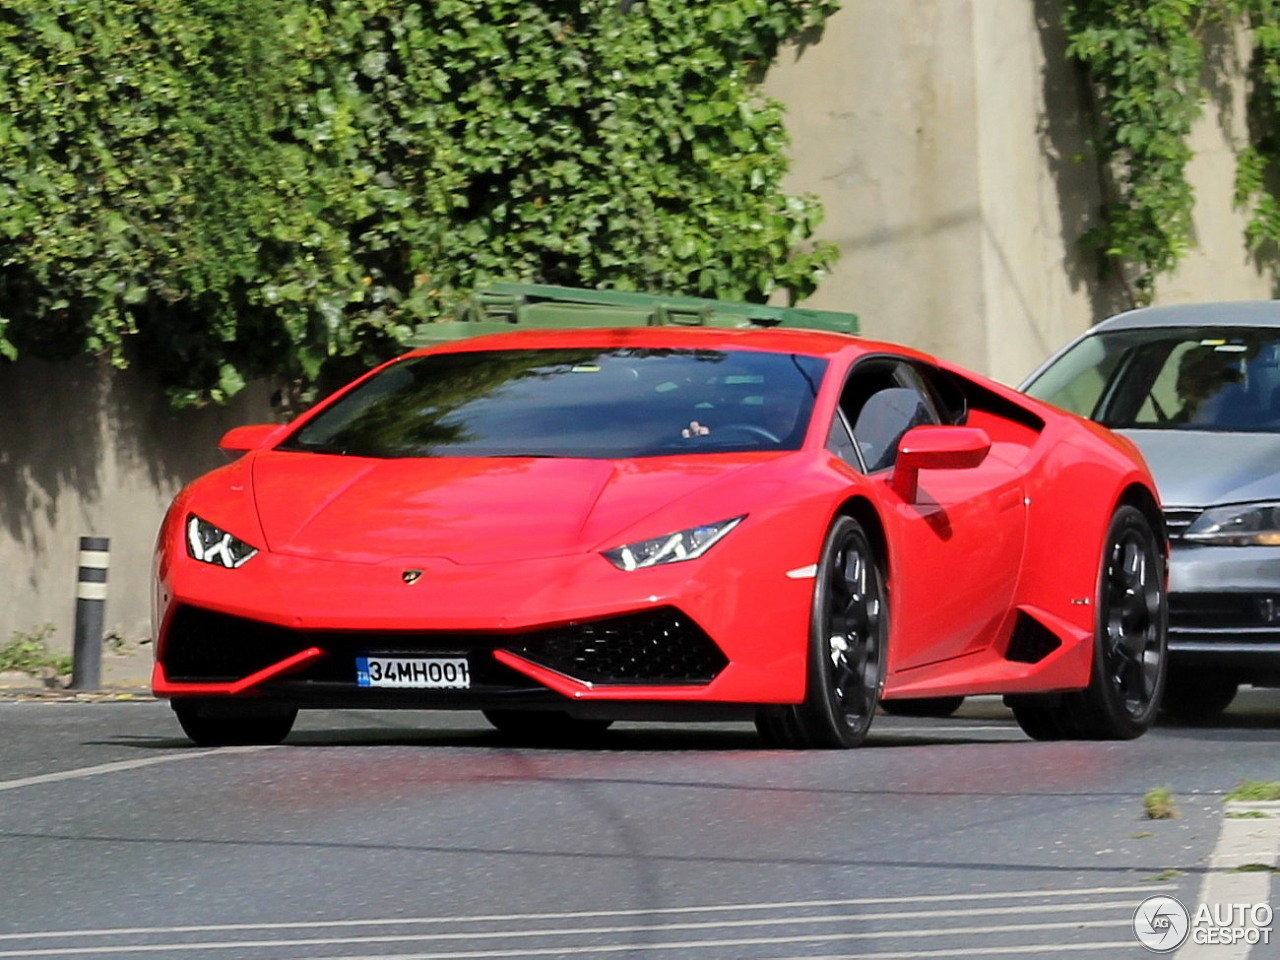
[0,646,154,700]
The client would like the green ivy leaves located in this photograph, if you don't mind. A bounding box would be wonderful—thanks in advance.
[0,0,839,406]
[1064,0,1212,304]
[1065,1,1280,304]
[1236,2,1280,254]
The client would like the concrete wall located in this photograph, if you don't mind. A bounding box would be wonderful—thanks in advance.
[2,0,1277,652]
[1160,21,1273,305]
[0,356,273,653]
[764,0,1274,386]
[765,0,993,373]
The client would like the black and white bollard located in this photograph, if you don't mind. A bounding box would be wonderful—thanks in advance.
[70,536,110,690]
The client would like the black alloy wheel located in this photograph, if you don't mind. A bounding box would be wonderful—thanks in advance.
[1011,505,1167,741]
[757,514,887,749]
[1094,506,1168,729]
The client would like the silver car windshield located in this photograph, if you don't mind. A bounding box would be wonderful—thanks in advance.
[1025,327,1280,431]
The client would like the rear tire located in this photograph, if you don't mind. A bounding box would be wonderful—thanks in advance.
[759,515,887,749]
[1011,505,1167,741]
[880,696,965,718]
[1161,668,1237,723]
[172,701,297,747]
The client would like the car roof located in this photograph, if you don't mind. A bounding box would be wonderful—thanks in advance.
[408,324,932,363]
[1095,300,1280,331]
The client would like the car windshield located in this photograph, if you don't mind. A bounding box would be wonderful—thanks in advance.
[1024,327,1280,432]
[279,347,828,458]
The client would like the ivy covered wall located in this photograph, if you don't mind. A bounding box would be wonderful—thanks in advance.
[0,0,839,407]
[1065,0,1280,305]
[6,1,1280,651]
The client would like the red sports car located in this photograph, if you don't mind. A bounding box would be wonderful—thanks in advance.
[153,324,1168,748]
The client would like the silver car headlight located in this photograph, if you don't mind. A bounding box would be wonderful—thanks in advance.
[603,516,745,571]
[1183,503,1280,546]
[186,514,260,568]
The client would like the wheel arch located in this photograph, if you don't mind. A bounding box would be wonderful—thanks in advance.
[1116,481,1168,558]
[831,495,894,659]
[772,495,888,749]
[833,496,888,574]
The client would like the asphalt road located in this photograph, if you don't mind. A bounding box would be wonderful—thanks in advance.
[1,692,1278,959]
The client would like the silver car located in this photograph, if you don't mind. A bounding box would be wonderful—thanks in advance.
[1022,301,1280,720]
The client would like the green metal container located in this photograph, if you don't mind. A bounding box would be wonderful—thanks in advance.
[409,282,858,344]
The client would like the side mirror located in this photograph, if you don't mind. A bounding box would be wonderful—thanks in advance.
[891,426,991,502]
[218,423,282,458]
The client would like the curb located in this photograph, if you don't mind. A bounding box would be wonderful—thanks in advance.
[0,670,155,703]
[1176,800,1280,957]
[0,687,156,703]
[0,652,154,701]
[1224,800,1280,819]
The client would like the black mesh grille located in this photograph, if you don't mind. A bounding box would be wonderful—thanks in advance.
[162,605,727,687]
[162,606,530,687]
[1005,611,1063,664]
[163,607,301,681]
[507,608,727,684]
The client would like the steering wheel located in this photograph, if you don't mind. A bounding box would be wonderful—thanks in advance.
[716,423,783,444]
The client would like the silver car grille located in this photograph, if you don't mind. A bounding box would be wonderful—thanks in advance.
[1162,507,1201,541]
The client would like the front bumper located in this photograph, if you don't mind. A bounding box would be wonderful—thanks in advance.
[154,547,815,706]
[1166,543,1280,680]
[154,604,731,702]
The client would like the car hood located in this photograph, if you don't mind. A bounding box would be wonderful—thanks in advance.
[245,452,769,564]
[1117,429,1280,507]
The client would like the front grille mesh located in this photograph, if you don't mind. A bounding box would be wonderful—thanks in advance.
[163,608,299,681]
[507,608,727,684]
[162,605,727,687]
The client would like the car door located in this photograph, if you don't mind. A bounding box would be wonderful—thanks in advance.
[831,358,1027,670]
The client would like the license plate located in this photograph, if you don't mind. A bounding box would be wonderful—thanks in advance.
[356,656,470,689]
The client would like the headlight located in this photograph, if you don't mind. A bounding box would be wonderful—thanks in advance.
[603,516,744,571]
[1183,503,1280,546]
[186,514,260,568]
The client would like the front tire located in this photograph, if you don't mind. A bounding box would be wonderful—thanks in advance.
[1011,505,1167,741]
[758,515,887,749]
[172,701,297,747]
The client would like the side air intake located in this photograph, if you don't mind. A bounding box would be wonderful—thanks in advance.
[506,607,727,685]
[1005,612,1063,664]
